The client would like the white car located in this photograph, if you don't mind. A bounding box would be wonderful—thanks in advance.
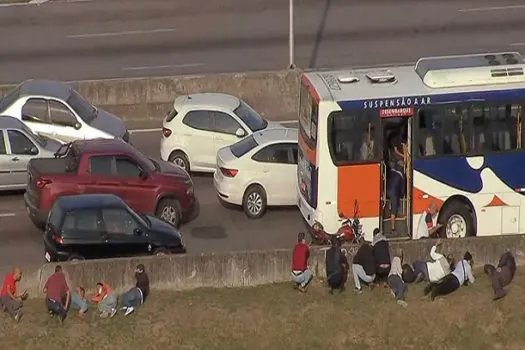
[160,93,284,173]
[0,79,129,144]
[214,128,299,219]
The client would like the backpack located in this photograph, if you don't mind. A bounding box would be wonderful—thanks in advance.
[402,264,416,283]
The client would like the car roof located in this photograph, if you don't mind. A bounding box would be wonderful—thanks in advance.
[0,115,26,129]
[72,138,134,154]
[18,79,72,100]
[55,194,125,211]
[175,93,241,111]
[252,128,298,145]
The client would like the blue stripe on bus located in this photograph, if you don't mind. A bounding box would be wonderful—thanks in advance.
[337,88,525,110]
[413,152,525,194]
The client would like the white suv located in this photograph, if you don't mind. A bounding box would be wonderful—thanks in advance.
[160,93,283,173]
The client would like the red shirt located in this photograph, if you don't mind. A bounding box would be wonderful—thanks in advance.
[0,273,16,297]
[44,272,69,301]
[292,242,309,271]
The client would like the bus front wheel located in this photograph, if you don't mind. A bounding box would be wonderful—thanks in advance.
[438,202,474,239]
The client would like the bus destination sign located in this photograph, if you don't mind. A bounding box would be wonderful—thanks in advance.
[379,107,414,118]
[363,96,431,109]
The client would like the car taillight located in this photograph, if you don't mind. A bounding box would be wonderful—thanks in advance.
[220,167,238,177]
[36,178,52,189]
[162,127,172,138]
[52,234,63,244]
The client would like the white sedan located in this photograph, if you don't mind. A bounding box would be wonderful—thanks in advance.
[160,93,284,173]
[214,128,299,219]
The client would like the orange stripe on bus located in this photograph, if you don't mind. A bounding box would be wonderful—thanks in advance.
[412,187,444,214]
[298,133,317,166]
[301,75,321,104]
[337,164,380,218]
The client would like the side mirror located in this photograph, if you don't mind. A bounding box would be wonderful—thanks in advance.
[138,169,148,179]
[29,146,38,155]
[133,228,143,236]
[73,122,82,130]
[235,128,246,138]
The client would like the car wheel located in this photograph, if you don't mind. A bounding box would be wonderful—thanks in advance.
[438,201,474,238]
[242,185,267,219]
[67,254,85,262]
[153,248,171,256]
[169,151,190,172]
[156,198,182,228]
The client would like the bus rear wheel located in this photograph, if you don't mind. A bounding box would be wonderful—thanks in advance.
[438,202,474,239]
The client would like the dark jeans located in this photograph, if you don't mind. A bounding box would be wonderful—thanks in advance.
[47,298,67,321]
[121,287,143,308]
[388,275,407,301]
[427,274,460,298]
[484,264,514,297]
[387,170,405,216]
[375,265,390,283]
[413,260,429,282]
[0,295,22,317]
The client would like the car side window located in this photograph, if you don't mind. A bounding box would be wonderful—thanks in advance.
[182,110,213,131]
[101,208,139,236]
[290,144,298,164]
[89,156,113,175]
[7,130,36,155]
[0,131,6,155]
[115,157,142,177]
[251,144,291,164]
[213,111,242,135]
[21,99,49,123]
[61,209,101,236]
[49,100,78,127]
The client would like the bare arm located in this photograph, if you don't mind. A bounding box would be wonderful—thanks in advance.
[467,264,475,284]
[429,245,444,261]
[65,290,71,309]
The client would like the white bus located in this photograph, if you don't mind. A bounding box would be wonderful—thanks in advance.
[297,52,525,241]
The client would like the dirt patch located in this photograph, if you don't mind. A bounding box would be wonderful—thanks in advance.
[1,269,524,349]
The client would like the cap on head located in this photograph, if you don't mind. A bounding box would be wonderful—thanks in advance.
[297,232,305,242]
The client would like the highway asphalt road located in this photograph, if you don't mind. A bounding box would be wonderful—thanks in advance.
[0,121,304,273]
[2,0,525,82]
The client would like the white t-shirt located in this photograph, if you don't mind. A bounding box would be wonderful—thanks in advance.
[414,211,433,239]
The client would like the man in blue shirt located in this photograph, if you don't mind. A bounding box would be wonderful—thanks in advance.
[424,251,475,302]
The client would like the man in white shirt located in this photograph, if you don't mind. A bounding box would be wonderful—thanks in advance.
[414,203,443,239]
[413,240,451,283]
[424,251,475,302]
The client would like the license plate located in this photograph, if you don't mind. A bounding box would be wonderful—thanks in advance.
[44,252,50,262]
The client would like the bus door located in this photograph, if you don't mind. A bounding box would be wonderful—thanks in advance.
[379,108,414,239]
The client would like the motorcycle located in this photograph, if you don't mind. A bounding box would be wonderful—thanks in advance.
[310,200,364,245]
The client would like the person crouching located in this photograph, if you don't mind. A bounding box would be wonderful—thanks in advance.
[326,237,349,294]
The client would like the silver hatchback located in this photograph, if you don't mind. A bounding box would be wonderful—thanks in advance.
[0,115,61,191]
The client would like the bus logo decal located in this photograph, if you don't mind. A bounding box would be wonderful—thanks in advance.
[363,96,431,109]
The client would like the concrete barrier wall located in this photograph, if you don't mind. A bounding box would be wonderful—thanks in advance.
[19,235,525,298]
[0,70,301,123]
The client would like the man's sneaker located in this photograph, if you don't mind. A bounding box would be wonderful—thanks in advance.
[397,300,408,308]
[49,310,54,317]
[354,288,362,295]
[100,311,109,318]
[121,306,128,312]
[298,285,307,293]
[14,310,22,323]
[124,307,135,316]
[110,308,117,318]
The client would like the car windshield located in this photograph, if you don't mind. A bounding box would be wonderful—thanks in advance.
[230,135,259,157]
[21,122,47,146]
[67,90,97,123]
[0,85,21,112]
[233,100,268,132]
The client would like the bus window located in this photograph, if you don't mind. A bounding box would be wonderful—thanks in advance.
[470,104,521,153]
[328,110,378,165]
[299,82,318,150]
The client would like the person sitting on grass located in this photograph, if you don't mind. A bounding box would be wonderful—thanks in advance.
[351,240,376,294]
[91,282,117,318]
[372,228,391,286]
[326,237,349,294]
[291,232,313,293]
[484,249,516,301]
[120,264,150,316]
[388,248,408,307]
[424,251,475,302]
[70,286,88,318]
[0,267,27,323]
[412,239,451,284]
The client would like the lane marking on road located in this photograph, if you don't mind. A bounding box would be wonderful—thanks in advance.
[129,120,298,134]
[122,63,204,71]
[458,4,525,12]
[29,0,48,4]
[0,213,16,218]
[510,43,525,47]
[66,28,177,39]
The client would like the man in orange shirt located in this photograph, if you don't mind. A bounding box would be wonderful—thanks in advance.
[91,282,117,318]
[1,267,27,322]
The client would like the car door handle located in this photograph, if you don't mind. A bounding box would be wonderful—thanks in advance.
[101,234,109,242]
[11,157,19,162]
